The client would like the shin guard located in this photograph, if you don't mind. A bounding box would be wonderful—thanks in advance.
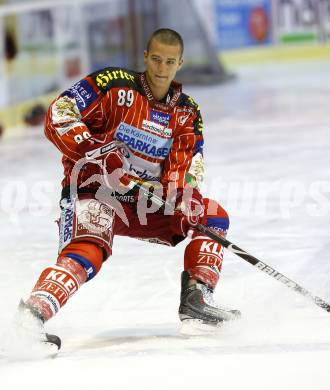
[184,234,224,290]
[184,198,229,289]
[26,256,87,321]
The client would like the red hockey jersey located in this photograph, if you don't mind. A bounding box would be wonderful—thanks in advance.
[45,67,204,193]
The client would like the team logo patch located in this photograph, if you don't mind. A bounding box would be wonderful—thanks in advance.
[178,114,190,126]
[76,199,114,236]
[150,110,171,126]
[52,96,81,127]
[66,79,98,113]
[186,152,204,189]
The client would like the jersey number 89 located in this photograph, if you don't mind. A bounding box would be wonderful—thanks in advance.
[117,89,134,107]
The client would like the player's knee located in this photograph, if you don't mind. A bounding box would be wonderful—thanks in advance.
[202,198,229,234]
[59,242,105,281]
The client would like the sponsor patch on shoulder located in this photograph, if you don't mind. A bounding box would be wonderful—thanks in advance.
[176,107,194,114]
[66,79,98,112]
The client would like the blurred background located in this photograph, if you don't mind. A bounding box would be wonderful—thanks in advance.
[0,0,329,138]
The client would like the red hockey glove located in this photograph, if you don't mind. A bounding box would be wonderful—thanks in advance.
[83,140,132,191]
[102,142,131,188]
[77,140,139,202]
[169,187,204,236]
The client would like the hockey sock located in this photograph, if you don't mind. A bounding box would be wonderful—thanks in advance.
[26,242,105,321]
[60,241,104,277]
[26,256,87,321]
[184,233,224,290]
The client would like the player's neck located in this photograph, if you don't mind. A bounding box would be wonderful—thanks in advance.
[145,73,170,101]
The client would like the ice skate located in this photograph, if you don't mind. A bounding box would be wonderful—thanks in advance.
[3,300,61,359]
[179,271,240,335]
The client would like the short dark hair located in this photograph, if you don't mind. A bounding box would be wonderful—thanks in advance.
[146,28,184,57]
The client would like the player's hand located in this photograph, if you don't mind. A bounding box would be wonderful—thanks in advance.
[169,186,204,235]
[102,141,131,188]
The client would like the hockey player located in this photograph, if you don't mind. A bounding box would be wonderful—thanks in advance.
[17,28,239,352]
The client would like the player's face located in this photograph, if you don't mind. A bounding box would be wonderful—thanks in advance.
[144,39,183,95]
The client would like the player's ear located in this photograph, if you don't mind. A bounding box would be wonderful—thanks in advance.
[178,57,184,70]
[143,50,148,65]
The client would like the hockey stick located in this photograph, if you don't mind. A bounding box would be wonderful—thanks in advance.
[195,223,330,313]
[133,181,330,314]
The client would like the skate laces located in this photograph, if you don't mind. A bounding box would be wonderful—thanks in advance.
[199,283,233,312]
[199,284,218,307]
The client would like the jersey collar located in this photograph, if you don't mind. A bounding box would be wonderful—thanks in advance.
[139,72,182,112]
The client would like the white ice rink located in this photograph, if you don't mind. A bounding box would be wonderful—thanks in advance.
[1,60,330,390]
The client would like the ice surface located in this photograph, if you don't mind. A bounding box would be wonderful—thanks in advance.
[1,61,330,389]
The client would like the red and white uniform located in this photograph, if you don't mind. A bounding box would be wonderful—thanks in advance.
[45,67,204,192]
[25,67,229,321]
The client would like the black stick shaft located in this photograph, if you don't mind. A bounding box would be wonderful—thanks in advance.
[196,223,330,313]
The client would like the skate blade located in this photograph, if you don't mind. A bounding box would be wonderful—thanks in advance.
[3,329,60,360]
[4,340,59,360]
[180,319,223,336]
[40,339,60,358]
